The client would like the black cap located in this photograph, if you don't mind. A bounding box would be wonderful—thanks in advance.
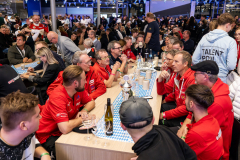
[119,97,153,129]
[191,60,219,75]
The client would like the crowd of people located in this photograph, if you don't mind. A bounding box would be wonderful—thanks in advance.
[0,10,239,160]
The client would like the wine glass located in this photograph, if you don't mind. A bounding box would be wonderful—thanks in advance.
[101,120,110,147]
[82,114,94,141]
[92,117,100,145]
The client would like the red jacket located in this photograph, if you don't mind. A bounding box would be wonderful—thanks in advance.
[185,115,224,160]
[92,62,112,81]
[164,67,177,102]
[157,68,195,119]
[187,78,234,160]
[47,67,106,100]
[122,48,136,60]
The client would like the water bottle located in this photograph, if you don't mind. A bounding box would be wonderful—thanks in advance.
[149,49,153,63]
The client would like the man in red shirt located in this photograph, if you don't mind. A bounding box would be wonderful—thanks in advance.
[182,84,224,160]
[47,51,106,100]
[177,60,234,160]
[36,65,95,158]
[157,51,195,127]
[29,15,49,37]
[122,37,136,62]
[93,49,121,88]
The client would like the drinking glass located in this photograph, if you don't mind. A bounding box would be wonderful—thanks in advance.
[92,117,100,145]
[21,63,25,70]
[82,114,94,141]
[101,120,110,147]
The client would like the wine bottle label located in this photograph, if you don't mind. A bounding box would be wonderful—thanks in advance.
[106,121,113,136]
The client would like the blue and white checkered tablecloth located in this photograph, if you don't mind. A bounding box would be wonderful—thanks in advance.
[95,71,157,143]
[11,61,39,75]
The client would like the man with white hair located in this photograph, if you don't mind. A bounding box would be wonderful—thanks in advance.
[47,31,80,66]
[29,15,49,36]
[47,50,106,100]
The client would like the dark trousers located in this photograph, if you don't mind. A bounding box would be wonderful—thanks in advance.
[159,101,187,127]
[42,136,60,159]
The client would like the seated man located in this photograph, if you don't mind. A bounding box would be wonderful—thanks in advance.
[172,40,184,51]
[131,28,138,43]
[119,97,197,160]
[88,30,101,51]
[0,91,51,159]
[36,65,95,157]
[122,37,136,62]
[178,60,234,160]
[131,35,146,57]
[47,51,106,100]
[0,25,10,54]
[93,49,120,88]
[107,40,128,74]
[181,30,195,55]
[8,33,36,65]
[182,84,224,160]
[157,51,195,127]
[71,31,77,43]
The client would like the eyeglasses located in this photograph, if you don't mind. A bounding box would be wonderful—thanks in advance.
[82,60,92,65]
[101,56,111,60]
[113,47,122,50]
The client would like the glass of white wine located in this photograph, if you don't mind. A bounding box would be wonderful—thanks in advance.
[92,117,100,145]
[82,114,94,141]
[101,120,110,147]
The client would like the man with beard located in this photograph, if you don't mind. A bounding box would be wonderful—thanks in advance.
[36,65,95,158]
[29,15,49,38]
[47,51,106,100]
[177,60,234,160]
[182,84,224,160]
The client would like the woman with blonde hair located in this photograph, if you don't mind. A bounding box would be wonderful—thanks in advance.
[21,47,60,104]
[120,26,126,38]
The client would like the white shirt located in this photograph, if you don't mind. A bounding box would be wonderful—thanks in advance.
[81,19,88,27]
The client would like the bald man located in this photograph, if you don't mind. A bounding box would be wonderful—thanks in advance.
[47,31,80,66]
[29,15,48,36]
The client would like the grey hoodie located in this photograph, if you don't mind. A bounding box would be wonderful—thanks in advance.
[192,29,237,83]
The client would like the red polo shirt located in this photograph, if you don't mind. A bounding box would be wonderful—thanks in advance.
[36,84,92,144]
[185,115,224,160]
[92,62,112,81]
[122,48,136,60]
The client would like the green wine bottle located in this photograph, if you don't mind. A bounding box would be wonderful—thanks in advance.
[105,98,113,136]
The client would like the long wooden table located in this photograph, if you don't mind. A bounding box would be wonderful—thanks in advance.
[55,65,162,160]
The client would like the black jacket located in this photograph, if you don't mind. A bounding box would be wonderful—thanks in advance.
[66,29,72,38]
[131,44,146,57]
[109,31,119,42]
[125,27,132,36]
[0,65,29,98]
[132,125,197,160]
[181,39,195,55]
[32,63,60,89]
[0,32,9,49]
[100,34,109,51]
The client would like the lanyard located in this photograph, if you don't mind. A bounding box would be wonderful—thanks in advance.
[16,46,24,58]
